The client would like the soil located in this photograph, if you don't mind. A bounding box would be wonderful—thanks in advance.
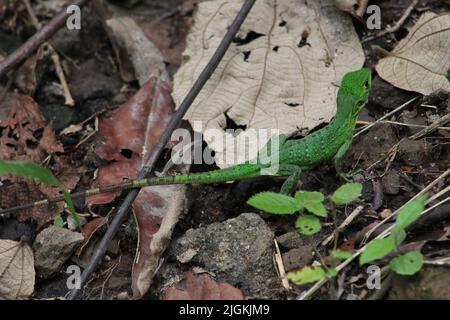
[0,0,449,300]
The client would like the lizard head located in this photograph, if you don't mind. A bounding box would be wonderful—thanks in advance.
[337,68,372,119]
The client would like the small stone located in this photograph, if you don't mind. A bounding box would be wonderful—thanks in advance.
[382,171,401,195]
[116,292,130,300]
[33,225,84,278]
[398,139,431,166]
[282,246,314,271]
[276,232,304,250]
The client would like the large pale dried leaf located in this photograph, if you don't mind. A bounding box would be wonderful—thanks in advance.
[89,78,189,299]
[0,239,35,300]
[162,271,245,300]
[173,0,364,167]
[376,12,450,95]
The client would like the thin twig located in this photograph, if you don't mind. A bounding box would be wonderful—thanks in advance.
[321,206,364,246]
[357,120,450,131]
[22,0,75,106]
[365,112,450,172]
[0,0,90,80]
[354,97,419,138]
[362,0,418,43]
[67,0,257,300]
[363,169,450,244]
[274,239,291,290]
[299,170,450,300]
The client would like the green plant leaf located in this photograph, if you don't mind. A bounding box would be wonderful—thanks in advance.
[395,193,428,230]
[287,266,326,285]
[391,228,407,246]
[360,237,395,265]
[53,216,65,228]
[247,192,299,214]
[295,191,327,217]
[332,249,352,260]
[296,215,321,236]
[326,268,338,278]
[0,161,81,230]
[0,161,63,188]
[389,251,424,275]
[63,191,80,228]
[331,183,362,205]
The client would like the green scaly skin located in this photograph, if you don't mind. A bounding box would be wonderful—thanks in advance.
[0,68,372,215]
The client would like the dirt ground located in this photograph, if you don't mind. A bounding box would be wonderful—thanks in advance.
[0,0,449,300]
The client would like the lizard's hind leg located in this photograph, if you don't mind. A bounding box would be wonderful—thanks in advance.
[278,164,302,195]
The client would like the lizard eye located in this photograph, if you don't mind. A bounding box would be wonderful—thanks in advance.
[363,80,369,89]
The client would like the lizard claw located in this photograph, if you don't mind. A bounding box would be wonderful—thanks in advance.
[339,169,363,182]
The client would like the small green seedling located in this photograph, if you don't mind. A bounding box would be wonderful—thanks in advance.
[360,193,428,275]
[247,183,362,285]
[0,161,81,230]
[248,183,362,236]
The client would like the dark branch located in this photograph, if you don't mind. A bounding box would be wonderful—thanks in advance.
[67,0,257,300]
[0,0,90,80]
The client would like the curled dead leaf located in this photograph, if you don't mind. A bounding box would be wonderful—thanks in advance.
[0,95,63,163]
[89,78,189,299]
[376,12,450,95]
[105,17,169,85]
[0,239,35,300]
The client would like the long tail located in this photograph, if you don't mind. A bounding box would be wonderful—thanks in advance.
[0,164,261,216]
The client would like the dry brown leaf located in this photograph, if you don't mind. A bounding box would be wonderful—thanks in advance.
[89,78,189,299]
[0,95,63,163]
[376,12,450,95]
[88,79,174,205]
[138,19,189,66]
[76,216,107,256]
[0,181,59,224]
[173,0,364,167]
[0,96,81,224]
[0,239,35,300]
[132,184,187,299]
[162,271,245,300]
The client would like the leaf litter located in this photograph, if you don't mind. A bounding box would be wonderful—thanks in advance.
[173,0,365,167]
[0,0,450,300]
[376,12,450,95]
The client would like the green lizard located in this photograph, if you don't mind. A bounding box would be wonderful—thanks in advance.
[0,68,371,215]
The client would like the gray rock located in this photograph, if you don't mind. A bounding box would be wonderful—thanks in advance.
[167,213,280,298]
[389,267,450,300]
[33,226,84,278]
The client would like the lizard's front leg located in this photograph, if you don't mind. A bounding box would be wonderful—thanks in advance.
[334,139,355,182]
